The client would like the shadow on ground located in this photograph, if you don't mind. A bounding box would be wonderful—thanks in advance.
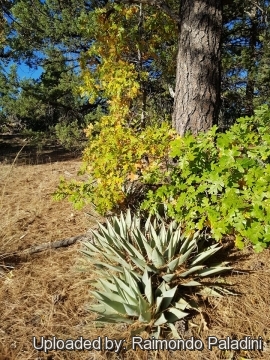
[0,134,82,164]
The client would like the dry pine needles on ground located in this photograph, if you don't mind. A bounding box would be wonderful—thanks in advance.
[0,138,270,360]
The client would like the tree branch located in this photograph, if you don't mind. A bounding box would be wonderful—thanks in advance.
[115,0,180,24]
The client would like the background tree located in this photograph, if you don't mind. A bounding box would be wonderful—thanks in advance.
[0,0,106,132]
[0,49,99,131]
[221,0,270,128]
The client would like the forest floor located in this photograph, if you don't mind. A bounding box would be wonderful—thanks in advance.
[0,135,270,360]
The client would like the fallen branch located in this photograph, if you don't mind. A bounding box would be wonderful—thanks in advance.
[0,232,92,264]
[23,233,91,255]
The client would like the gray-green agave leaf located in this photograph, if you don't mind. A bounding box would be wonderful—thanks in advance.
[83,210,233,337]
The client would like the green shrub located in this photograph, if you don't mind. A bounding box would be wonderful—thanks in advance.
[54,120,86,150]
[54,122,175,212]
[82,211,232,338]
[142,105,270,252]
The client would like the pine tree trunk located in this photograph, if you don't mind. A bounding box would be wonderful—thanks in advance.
[173,0,222,136]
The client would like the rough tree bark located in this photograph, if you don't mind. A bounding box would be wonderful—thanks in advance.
[172,0,223,136]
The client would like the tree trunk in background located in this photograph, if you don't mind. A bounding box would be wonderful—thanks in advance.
[173,0,223,136]
[245,5,257,117]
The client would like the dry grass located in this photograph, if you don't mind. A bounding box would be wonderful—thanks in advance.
[0,136,270,360]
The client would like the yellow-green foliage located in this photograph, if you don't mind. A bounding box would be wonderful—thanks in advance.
[79,4,145,125]
[78,2,177,127]
[55,122,175,213]
[54,3,178,213]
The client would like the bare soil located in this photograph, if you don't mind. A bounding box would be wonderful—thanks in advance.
[0,136,270,360]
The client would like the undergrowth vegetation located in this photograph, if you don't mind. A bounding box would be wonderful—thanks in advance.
[55,122,174,211]
[55,105,270,252]
[142,105,270,252]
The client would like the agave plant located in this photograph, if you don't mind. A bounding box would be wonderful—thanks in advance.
[82,210,232,337]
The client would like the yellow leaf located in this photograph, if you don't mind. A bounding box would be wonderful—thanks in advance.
[127,172,139,182]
